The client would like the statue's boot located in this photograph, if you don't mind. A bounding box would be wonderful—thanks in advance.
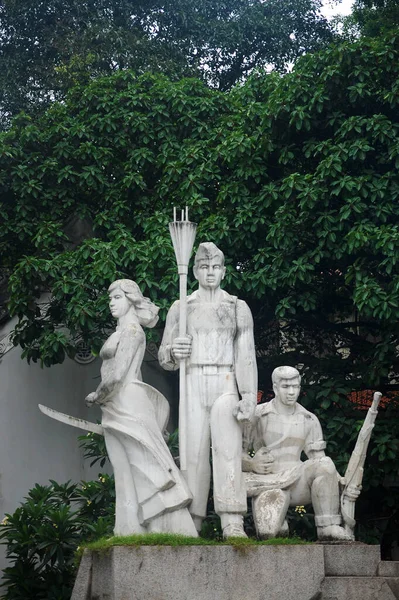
[252,489,290,539]
[311,458,351,541]
[220,513,247,539]
[317,524,352,541]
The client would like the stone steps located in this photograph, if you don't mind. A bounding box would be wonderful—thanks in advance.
[321,576,399,600]
[322,544,380,576]
[319,547,399,599]
[379,562,399,577]
[320,555,399,600]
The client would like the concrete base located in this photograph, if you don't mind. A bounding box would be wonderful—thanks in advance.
[323,544,380,576]
[71,544,399,600]
[321,577,398,599]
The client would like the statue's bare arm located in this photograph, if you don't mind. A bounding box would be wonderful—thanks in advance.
[233,300,257,422]
[304,414,327,459]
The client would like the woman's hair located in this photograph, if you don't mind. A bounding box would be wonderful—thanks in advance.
[108,279,159,328]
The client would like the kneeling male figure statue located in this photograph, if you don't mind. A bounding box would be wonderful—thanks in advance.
[243,366,351,541]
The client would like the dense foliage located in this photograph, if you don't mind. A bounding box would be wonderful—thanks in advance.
[0,0,333,127]
[1,33,399,544]
[352,0,399,37]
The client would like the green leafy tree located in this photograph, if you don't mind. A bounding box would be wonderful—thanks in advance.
[0,72,232,363]
[0,0,333,127]
[1,34,399,543]
[351,0,399,37]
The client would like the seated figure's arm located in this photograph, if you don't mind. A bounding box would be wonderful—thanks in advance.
[304,413,327,459]
[242,452,254,473]
[158,301,180,371]
[241,414,274,474]
[242,447,275,474]
[242,418,257,472]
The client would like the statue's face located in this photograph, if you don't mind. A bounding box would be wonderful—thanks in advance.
[274,377,301,407]
[109,288,131,319]
[194,258,225,289]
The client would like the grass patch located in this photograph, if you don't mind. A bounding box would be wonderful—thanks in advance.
[77,533,308,561]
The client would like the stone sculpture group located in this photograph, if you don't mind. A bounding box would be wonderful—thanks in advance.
[40,215,380,542]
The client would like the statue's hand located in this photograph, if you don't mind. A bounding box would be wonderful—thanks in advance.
[345,484,361,500]
[85,392,98,407]
[171,335,192,360]
[233,396,255,422]
[252,448,274,475]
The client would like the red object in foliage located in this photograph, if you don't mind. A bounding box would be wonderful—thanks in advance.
[348,389,394,410]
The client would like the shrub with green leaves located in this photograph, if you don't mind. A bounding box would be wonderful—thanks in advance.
[0,437,114,600]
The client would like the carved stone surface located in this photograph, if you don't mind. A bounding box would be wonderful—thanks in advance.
[252,489,290,539]
[321,577,398,600]
[71,549,92,600]
[73,544,326,600]
[86,279,197,536]
[323,544,380,576]
[243,366,354,541]
[0,332,13,357]
[74,340,96,365]
[379,563,399,577]
[72,544,397,600]
[159,242,257,537]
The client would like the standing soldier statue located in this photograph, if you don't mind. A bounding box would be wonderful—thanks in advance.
[159,239,257,538]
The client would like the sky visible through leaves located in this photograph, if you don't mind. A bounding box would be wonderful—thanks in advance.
[322,0,354,18]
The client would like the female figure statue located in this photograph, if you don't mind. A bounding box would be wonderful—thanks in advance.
[85,279,197,536]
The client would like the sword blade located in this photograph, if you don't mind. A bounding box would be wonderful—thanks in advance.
[38,404,104,435]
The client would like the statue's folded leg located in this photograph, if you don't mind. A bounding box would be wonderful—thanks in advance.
[304,457,352,541]
[252,489,290,539]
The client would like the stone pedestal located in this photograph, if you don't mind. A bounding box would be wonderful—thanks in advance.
[72,544,399,600]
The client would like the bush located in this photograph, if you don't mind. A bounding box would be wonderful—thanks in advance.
[0,436,114,600]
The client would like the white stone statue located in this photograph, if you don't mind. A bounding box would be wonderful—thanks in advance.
[85,279,197,537]
[243,366,354,541]
[159,242,257,538]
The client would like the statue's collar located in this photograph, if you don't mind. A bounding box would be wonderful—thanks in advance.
[257,398,301,417]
